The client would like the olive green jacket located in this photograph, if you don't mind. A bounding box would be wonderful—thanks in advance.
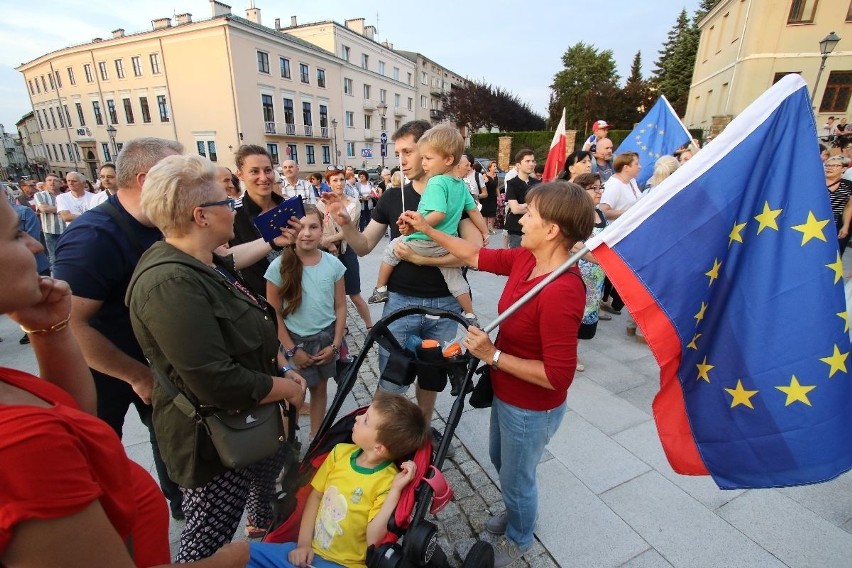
[127,241,278,488]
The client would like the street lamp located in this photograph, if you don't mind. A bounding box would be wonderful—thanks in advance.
[330,118,339,167]
[376,102,388,169]
[811,31,841,106]
[105,124,118,158]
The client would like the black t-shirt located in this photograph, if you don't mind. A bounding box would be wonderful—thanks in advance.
[371,183,451,298]
[504,176,533,234]
[229,191,283,298]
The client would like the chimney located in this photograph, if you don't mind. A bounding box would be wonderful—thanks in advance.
[175,13,192,25]
[210,0,231,17]
[382,41,394,50]
[246,6,261,25]
[112,28,125,39]
[152,17,172,30]
[274,17,280,30]
[344,18,365,34]
[364,25,376,40]
[290,16,297,27]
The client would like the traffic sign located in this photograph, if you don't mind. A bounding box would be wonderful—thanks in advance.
[380,144,387,158]
[361,148,373,158]
[380,131,388,144]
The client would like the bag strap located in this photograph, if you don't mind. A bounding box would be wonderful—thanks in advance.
[96,200,145,258]
[151,366,204,422]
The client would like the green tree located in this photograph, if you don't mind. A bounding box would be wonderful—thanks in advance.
[651,8,698,116]
[441,81,545,131]
[549,42,620,133]
[610,51,654,128]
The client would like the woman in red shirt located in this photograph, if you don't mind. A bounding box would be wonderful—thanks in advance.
[400,181,593,568]
[0,198,247,567]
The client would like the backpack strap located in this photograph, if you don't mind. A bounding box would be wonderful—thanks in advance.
[96,200,145,258]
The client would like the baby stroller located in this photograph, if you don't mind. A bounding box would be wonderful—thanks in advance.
[264,306,495,568]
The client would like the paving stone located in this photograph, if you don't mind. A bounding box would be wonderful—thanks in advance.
[567,376,650,435]
[619,548,674,567]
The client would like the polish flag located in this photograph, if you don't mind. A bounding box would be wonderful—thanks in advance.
[542,109,567,182]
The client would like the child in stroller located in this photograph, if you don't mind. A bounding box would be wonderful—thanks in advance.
[249,393,430,567]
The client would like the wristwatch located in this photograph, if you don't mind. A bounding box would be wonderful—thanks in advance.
[285,345,300,358]
[491,349,502,369]
[279,364,293,376]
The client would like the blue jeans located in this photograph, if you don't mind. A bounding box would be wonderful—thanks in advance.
[377,292,461,394]
[44,232,60,271]
[490,397,566,549]
[507,233,522,249]
[249,542,344,568]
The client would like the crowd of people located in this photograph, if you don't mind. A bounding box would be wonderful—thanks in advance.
[2,115,845,568]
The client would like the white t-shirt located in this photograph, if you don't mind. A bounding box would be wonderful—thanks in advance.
[601,176,640,212]
[463,171,484,200]
[56,191,100,221]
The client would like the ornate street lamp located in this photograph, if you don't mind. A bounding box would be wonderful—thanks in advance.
[105,124,118,157]
[376,102,388,169]
[811,31,841,105]
[331,118,339,167]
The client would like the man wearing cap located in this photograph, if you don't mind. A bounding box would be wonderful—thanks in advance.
[582,120,611,154]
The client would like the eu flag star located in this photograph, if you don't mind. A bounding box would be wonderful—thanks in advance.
[826,251,844,284]
[729,221,747,246]
[725,380,759,409]
[687,333,701,350]
[696,356,715,382]
[838,311,849,333]
[819,344,849,377]
[694,302,707,325]
[775,375,816,406]
[754,201,782,234]
[705,258,722,286]
[791,211,829,245]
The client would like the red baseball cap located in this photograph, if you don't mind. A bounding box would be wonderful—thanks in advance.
[593,120,611,130]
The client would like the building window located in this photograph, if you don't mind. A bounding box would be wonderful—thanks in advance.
[42,76,49,91]
[123,98,134,124]
[157,95,169,122]
[197,140,217,162]
[28,80,34,95]
[69,67,78,85]
[344,78,353,95]
[74,145,81,161]
[49,108,57,129]
[35,110,43,129]
[319,105,328,128]
[380,117,387,131]
[364,84,371,100]
[98,62,108,81]
[107,99,118,124]
[76,102,85,126]
[322,145,331,164]
[302,102,312,127]
[63,105,71,126]
[317,68,326,88]
[394,93,401,108]
[393,67,400,81]
[55,70,62,88]
[408,97,413,111]
[66,144,73,161]
[819,71,852,112]
[346,142,355,157]
[345,111,354,128]
[364,114,372,129]
[380,89,387,103]
[257,51,270,74]
[421,71,428,85]
[34,78,41,94]
[848,1,852,21]
[115,59,125,79]
[140,97,151,123]
[132,56,142,77]
[84,64,94,83]
[300,63,309,83]
[197,141,206,158]
[379,61,385,76]
[361,53,369,70]
[773,71,800,84]
[787,0,818,24]
[288,144,298,164]
[59,144,66,161]
[41,110,49,129]
[47,73,55,89]
[306,144,316,164]
[150,53,161,74]
[280,57,291,79]
[262,94,275,125]
[421,95,428,109]
[283,98,295,129]
[102,143,112,162]
[342,45,350,61]
[267,143,279,165]
[56,106,65,128]
[407,72,412,85]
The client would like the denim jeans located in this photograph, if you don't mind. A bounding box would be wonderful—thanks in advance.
[490,397,566,549]
[507,233,523,249]
[249,542,344,568]
[377,292,461,394]
[44,232,60,271]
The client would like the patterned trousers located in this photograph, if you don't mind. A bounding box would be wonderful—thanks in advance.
[176,444,291,561]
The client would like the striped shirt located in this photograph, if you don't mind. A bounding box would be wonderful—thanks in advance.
[828,179,852,227]
[33,191,66,235]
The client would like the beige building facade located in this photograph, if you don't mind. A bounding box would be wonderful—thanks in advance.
[396,51,467,127]
[15,112,45,178]
[685,0,852,134]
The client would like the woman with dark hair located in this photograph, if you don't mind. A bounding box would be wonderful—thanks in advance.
[560,151,592,182]
[481,160,500,233]
[399,181,592,568]
[316,169,374,329]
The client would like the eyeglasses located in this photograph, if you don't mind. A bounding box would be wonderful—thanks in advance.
[586,185,602,192]
[326,165,345,171]
[197,197,236,211]
[825,164,845,168]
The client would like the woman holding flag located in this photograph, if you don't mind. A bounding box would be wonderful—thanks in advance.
[398,181,592,568]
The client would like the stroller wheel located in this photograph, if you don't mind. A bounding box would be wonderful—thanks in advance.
[367,542,403,568]
[405,520,439,566]
[462,540,494,568]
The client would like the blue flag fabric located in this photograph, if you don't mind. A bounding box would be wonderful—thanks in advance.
[615,96,691,187]
[587,75,852,489]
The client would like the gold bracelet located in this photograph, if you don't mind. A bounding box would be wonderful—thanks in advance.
[20,314,72,336]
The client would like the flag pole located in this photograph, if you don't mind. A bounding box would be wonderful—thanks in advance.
[482,246,589,333]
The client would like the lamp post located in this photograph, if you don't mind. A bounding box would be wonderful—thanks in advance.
[331,118,339,167]
[811,31,841,106]
[105,124,118,158]
[376,102,388,169]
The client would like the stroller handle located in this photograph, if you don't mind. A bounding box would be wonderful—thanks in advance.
[368,306,472,336]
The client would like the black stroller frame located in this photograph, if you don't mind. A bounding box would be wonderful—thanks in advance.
[285,306,495,568]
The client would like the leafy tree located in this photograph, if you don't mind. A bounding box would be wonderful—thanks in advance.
[440,80,545,132]
[549,42,620,133]
[651,8,698,116]
[610,51,655,128]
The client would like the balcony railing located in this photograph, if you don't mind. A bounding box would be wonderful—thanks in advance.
[264,121,276,134]
[320,126,329,138]
[363,99,375,111]
[303,125,313,137]
[264,122,331,138]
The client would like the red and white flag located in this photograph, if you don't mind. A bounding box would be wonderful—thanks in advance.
[542,109,566,182]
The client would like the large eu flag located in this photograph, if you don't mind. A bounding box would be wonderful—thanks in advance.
[586,74,852,489]
[615,95,692,187]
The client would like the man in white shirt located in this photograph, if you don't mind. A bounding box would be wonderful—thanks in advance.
[280,159,314,203]
[57,172,99,224]
[600,152,641,220]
